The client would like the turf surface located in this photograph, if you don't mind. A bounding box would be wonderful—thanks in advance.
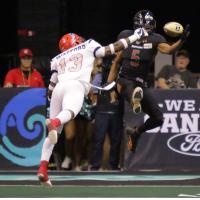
[0,185,200,197]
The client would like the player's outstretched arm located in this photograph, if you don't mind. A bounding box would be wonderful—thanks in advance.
[95,28,148,57]
[158,24,190,54]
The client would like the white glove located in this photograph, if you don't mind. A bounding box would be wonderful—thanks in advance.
[134,28,148,40]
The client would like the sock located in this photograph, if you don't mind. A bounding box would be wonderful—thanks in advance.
[40,160,48,168]
[41,137,55,161]
[51,118,61,127]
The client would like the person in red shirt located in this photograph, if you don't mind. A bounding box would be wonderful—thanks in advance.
[4,48,45,88]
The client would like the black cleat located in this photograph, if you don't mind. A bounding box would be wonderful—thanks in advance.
[131,87,143,114]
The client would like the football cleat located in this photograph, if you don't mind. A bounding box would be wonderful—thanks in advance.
[131,87,143,114]
[37,161,52,187]
[46,119,58,144]
[37,173,52,188]
[126,127,141,152]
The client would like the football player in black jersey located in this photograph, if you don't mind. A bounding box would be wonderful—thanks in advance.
[107,10,190,152]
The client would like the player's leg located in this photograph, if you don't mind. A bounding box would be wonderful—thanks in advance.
[38,81,85,186]
[118,79,144,151]
[60,81,85,122]
[127,88,163,152]
[45,82,72,145]
[45,80,85,144]
[117,78,143,114]
[37,137,54,187]
[138,88,163,132]
[46,80,86,143]
[37,83,64,187]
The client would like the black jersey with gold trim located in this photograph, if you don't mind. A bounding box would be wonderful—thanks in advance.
[117,29,166,81]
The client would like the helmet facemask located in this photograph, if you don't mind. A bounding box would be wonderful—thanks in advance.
[133,10,156,33]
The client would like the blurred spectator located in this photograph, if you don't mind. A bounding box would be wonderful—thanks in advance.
[156,49,197,89]
[4,48,45,88]
[62,98,94,171]
[90,58,103,106]
[53,115,93,171]
[90,57,124,171]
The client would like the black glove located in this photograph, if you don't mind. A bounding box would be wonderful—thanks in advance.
[180,24,190,42]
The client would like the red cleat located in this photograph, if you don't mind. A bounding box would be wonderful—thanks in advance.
[37,161,52,187]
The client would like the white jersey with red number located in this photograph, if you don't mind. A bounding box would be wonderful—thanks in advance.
[50,39,102,83]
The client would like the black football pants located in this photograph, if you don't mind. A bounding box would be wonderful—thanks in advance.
[118,78,163,133]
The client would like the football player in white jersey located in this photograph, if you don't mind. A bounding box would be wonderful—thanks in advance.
[37,29,148,187]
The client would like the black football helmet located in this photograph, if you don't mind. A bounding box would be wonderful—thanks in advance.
[133,10,156,33]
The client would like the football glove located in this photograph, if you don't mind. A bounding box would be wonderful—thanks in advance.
[134,28,148,39]
[180,24,190,42]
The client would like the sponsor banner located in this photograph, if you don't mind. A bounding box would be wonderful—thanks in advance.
[0,88,46,170]
[124,89,200,171]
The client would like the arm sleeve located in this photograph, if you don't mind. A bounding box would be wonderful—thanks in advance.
[94,31,133,58]
[94,31,140,57]
[86,39,103,57]
[94,46,105,57]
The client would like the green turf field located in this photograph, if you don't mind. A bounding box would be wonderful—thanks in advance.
[0,173,200,197]
[0,185,200,198]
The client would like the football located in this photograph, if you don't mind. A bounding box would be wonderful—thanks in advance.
[163,22,184,37]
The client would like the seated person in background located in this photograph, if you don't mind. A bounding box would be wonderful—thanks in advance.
[156,49,197,89]
[4,48,45,88]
